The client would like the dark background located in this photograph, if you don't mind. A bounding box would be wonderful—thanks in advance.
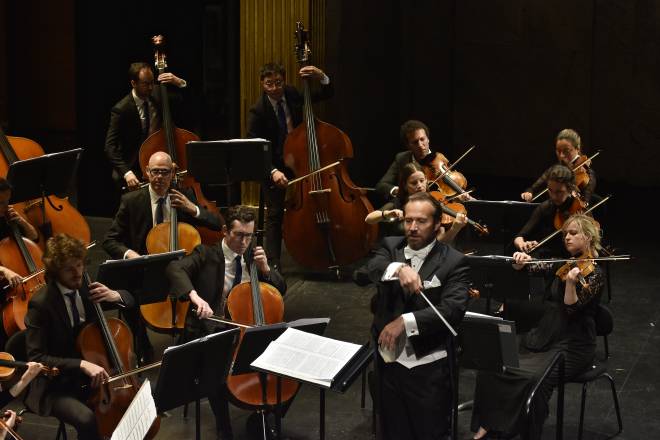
[1,0,658,216]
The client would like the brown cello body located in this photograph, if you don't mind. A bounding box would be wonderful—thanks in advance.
[0,131,91,250]
[76,273,160,439]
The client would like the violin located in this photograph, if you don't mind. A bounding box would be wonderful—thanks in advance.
[555,253,596,288]
[420,146,475,199]
[531,150,601,202]
[76,271,160,439]
[0,352,59,381]
[429,191,489,236]
[553,195,587,230]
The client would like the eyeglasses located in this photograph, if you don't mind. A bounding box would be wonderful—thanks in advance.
[148,168,172,176]
[230,231,254,241]
[263,79,284,88]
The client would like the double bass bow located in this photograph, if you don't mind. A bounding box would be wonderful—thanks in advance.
[138,35,223,245]
[76,271,160,439]
[283,22,378,271]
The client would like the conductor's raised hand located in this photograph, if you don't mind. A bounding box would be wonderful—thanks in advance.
[397,265,422,295]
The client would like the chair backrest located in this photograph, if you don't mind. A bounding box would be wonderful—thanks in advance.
[5,330,28,362]
[594,304,613,337]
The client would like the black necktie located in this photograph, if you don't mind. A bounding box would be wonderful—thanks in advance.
[231,255,243,288]
[276,100,288,146]
[155,197,165,225]
[65,292,80,327]
[142,100,150,138]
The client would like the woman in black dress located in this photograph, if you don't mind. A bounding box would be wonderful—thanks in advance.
[470,213,605,440]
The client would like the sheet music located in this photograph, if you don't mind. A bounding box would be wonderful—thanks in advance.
[110,379,157,440]
[251,327,362,387]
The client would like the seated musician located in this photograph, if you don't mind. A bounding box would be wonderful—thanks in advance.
[375,119,473,204]
[366,192,470,440]
[102,150,223,363]
[165,205,286,440]
[513,164,581,258]
[469,214,605,440]
[366,162,467,243]
[0,360,43,440]
[24,234,134,440]
[0,177,39,290]
[521,128,597,205]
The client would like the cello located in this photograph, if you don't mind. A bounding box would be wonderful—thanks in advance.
[0,127,91,250]
[0,219,46,337]
[138,35,223,245]
[140,167,199,333]
[76,271,160,439]
[283,22,378,271]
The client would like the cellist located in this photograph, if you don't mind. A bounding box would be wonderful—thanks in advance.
[166,205,286,440]
[246,62,333,271]
[102,151,223,364]
[24,234,134,440]
[0,177,39,290]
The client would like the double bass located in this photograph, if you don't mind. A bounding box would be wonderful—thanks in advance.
[283,22,378,271]
[76,271,160,439]
[138,35,223,245]
[0,127,90,250]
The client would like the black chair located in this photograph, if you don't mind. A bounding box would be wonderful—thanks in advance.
[566,305,622,440]
[5,330,68,440]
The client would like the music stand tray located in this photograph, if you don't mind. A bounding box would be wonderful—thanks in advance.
[6,148,83,203]
[185,139,272,184]
[96,250,185,305]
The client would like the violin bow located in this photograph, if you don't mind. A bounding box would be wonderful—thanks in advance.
[532,150,602,202]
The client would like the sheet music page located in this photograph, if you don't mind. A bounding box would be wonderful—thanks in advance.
[110,379,157,440]
[251,327,362,387]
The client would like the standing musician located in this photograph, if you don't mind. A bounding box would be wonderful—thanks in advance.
[104,61,187,193]
[366,192,470,440]
[24,234,134,440]
[366,162,467,243]
[521,128,597,205]
[0,177,39,290]
[102,151,223,364]
[470,214,605,439]
[513,164,584,257]
[165,205,286,440]
[246,62,333,270]
[375,119,474,204]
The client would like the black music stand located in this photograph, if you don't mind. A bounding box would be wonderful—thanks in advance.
[467,255,534,314]
[96,250,185,305]
[6,148,83,239]
[154,328,240,440]
[459,313,519,372]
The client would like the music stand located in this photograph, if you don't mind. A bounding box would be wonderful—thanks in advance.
[467,255,534,313]
[96,250,185,305]
[154,328,240,440]
[6,148,83,239]
[459,313,519,372]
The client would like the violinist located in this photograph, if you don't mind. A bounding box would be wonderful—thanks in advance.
[24,234,134,440]
[521,128,597,205]
[0,359,43,440]
[469,214,605,440]
[102,151,222,363]
[166,206,286,440]
[246,62,333,271]
[366,162,467,243]
[104,62,188,193]
[0,178,39,290]
[513,164,582,257]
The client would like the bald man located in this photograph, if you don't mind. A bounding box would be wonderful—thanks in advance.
[103,151,223,362]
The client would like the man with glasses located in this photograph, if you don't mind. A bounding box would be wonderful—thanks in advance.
[104,61,188,193]
[102,151,223,363]
[166,205,286,440]
[246,62,333,270]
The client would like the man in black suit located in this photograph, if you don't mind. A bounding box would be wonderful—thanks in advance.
[246,62,333,269]
[166,205,286,440]
[104,61,187,192]
[24,234,134,440]
[367,191,471,440]
[103,151,223,362]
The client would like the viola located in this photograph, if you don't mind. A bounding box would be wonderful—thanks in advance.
[282,22,378,271]
[0,352,59,381]
[0,219,46,337]
[141,167,198,334]
[137,35,223,245]
[76,271,160,439]
[553,196,587,230]
[429,191,489,236]
[0,126,91,251]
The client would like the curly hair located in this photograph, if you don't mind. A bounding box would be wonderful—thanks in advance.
[399,120,430,147]
[42,234,87,279]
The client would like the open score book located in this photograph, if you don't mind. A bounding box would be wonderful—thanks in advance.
[250,327,362,387]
